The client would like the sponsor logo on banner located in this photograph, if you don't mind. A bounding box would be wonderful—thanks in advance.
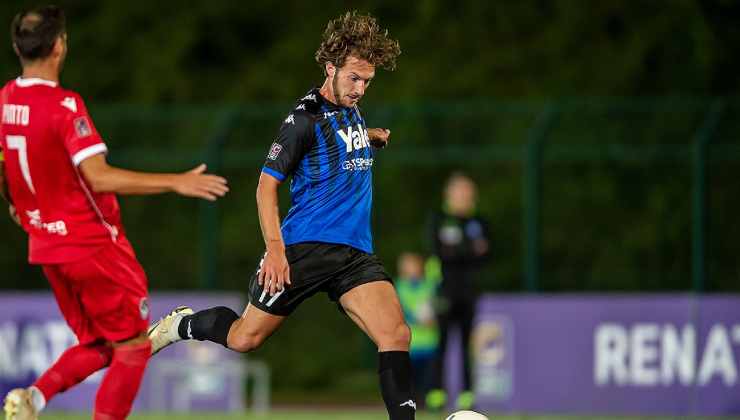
[0,320,90,381]
[473,316,514,401]
[594,322,740,387]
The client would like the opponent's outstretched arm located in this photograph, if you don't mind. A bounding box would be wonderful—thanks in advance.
[79,154,228,201]
[0,161,8,203]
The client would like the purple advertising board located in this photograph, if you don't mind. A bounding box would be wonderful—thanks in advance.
[0,292,244,412]
[450,294,740,416]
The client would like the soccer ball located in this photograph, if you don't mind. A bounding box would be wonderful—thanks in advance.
[445,411,489,420]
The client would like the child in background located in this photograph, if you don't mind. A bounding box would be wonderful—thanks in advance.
[395,252,440,406]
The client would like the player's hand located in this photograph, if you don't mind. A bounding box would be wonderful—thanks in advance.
[8,205,20,226]
[258,247,291,296]
[368,128,391,148]
[173,164,229,201]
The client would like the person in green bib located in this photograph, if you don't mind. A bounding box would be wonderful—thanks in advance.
[395,252,440,406]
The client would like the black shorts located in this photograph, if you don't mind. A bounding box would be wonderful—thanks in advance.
[248,242,391,316]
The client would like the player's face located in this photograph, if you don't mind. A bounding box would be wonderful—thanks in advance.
[446,177,477,215]
[331,56,375,107]
[398,254,424,280]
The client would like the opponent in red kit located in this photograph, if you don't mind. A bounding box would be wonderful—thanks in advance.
[0,6,229,420]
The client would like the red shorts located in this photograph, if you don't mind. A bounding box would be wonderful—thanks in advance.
[42,236,149,345]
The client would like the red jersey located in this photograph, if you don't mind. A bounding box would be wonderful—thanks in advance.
[0,77,122,264]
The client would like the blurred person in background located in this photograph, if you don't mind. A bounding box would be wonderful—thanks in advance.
[395,252,440,406]
[426,172,490,412]
[0,6,228,420]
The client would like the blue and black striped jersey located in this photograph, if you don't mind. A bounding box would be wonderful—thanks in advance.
[262,88,375,253]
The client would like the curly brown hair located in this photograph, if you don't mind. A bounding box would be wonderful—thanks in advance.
[315,11,401,73]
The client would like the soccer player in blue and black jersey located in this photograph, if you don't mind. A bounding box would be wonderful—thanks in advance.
[148,11,417,420]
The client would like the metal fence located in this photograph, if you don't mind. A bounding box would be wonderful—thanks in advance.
[0,98,737,292]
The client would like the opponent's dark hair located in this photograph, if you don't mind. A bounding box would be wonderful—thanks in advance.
[11,5,66,61]
[315,11,401,73]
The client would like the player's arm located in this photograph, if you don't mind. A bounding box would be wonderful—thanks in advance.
[256,112,314,296]
[59,95,227,200]
[0,160,8,203]
[256,172,290,296]
[78,155,228,201]
[471,218,491,262]
[0,159,20,225]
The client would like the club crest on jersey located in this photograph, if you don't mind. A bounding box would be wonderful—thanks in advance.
[337,124,370,153]
[267,142,283,160]
[61,97,77,112]
[74,117,92,138]
[139,297,149,320]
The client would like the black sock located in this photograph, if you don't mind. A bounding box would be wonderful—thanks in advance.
[178,306,239,347]
[379,351,416,420]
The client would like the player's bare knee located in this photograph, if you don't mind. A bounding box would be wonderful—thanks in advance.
[377,322,411,350]
[226,330,265,353]
[397,322,411,347]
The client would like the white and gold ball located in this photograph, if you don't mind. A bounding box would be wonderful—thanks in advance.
[445,410,489,420]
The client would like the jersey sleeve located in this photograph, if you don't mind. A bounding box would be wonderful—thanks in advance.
[57,93,107,166]
[261,112,314,182]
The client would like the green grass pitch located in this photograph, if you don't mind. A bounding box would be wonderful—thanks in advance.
[44,412,736,420]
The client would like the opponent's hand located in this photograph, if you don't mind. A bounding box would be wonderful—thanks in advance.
[8,205,20,226]
[258,247,291,296]
[173,164,229,201]
[368,128,391,148]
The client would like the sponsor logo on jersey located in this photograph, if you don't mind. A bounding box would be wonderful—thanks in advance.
[61,97,77,113]
[267,142,283,160]
[295,103,306,111]
[301,93,317,102]
[74,117,92,138]
[342,157,374,171]
[337,124,370,153]
[439,224,463,245]
[284,114,295,125]
[323,111,338,119]
[25,209,68,236]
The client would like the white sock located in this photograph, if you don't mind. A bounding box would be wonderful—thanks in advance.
[28,386,46,413]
